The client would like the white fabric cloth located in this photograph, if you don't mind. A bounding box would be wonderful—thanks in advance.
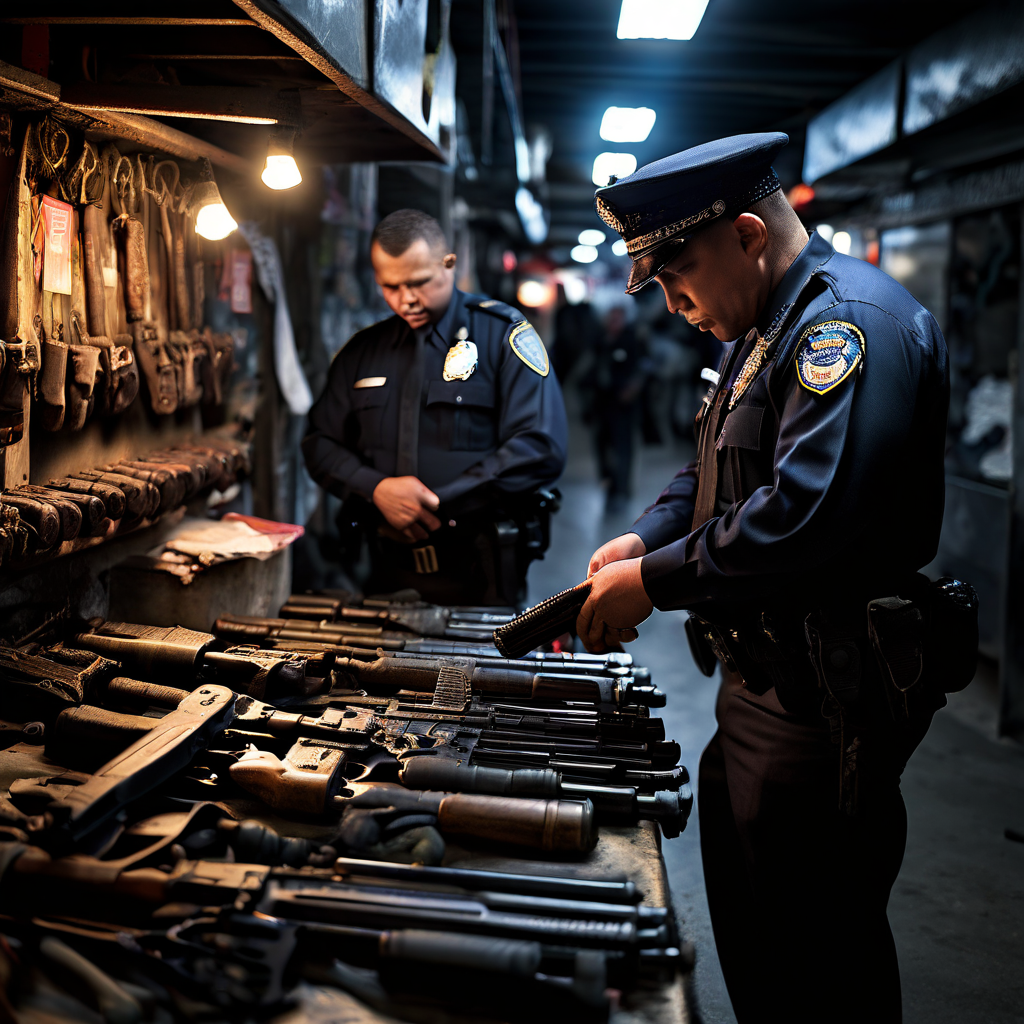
[239,221,313,416]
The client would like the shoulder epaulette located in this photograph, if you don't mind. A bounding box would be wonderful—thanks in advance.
[465,297,526,324]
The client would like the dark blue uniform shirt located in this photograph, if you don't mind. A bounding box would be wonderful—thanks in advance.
[302,289,568,515]
[632,231,949,614]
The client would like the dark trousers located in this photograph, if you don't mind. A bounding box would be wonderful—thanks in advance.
[699,669,932,1023]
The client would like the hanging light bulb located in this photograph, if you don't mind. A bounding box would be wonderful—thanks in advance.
[193,158,238,241]
[262,127,302,190]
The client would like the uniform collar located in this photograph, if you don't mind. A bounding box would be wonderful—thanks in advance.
[423,288,465,352]
[755,230,834,342]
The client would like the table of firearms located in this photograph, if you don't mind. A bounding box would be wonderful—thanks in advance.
[443,821,690,1024]
[0,735,689,1024]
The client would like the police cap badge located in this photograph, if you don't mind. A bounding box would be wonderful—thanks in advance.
[594,132,789,294]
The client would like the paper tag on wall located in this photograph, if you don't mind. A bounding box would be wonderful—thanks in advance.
[41,195,73,295]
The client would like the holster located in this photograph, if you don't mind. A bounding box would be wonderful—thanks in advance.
[924,577,979,693]
[36,315,68,432]
[133,320,177,415]
[90,333,139,416]
[64,342,101,432]
[804,611,865,816]
[684,615,718,678]
[198,327,234,406]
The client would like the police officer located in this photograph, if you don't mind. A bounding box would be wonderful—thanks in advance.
[303,209,567,605]
[575,135,959,1022]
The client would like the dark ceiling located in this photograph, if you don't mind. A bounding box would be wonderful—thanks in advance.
[456,0,973,245]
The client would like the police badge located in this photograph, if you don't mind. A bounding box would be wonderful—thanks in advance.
[443,330,479,381]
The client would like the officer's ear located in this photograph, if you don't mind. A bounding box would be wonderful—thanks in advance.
[732,213,769,262]
[442,253,457,270]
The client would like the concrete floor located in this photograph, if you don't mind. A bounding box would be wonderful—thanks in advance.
[528,412,1024,1024]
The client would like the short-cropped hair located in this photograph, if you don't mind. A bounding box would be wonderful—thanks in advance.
[372,209,448,257]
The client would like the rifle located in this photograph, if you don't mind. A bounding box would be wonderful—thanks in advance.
[281,591,515,640]
[0,834,680,1019]
[43,682,691,836]
[329,650,664,707]
[74,619,660,706]
[10,684,236,854]
[69,622,329,698]
[213,613,651,664]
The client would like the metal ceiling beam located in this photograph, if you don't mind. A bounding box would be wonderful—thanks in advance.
[0,16,257,26]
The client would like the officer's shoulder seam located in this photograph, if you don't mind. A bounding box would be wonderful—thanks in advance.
[810,297,928,344]
[466,297,527,324]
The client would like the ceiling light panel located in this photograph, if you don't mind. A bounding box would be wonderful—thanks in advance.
[600,106,657,143]
[617,0,709,40]
[592,152,637,186]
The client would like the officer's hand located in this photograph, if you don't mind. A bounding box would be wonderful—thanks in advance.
[588,533,646,577]
[576,557,653,653]
[372,476,442,540]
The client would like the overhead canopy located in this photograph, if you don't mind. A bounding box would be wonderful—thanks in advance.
[0,0,453,174]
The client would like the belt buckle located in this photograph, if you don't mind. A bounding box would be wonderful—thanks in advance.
[412,544,439,574]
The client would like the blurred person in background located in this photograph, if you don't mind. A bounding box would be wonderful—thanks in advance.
[552,294,600,383]
[581,306,652,514]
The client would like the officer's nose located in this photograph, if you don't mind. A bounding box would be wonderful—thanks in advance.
[656,277,692,317]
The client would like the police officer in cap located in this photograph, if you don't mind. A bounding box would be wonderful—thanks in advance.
[574,134,972,1021]
[303,209,567,606]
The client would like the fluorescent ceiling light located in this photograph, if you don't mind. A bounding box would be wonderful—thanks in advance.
[578,229,606,246]
[617,0,709,40]
[592,152,637,186]
[571,244,599,264]
[600,106,657,143]
[611,238,629,257]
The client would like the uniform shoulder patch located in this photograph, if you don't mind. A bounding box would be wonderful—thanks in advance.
[795,320,864,395]
[467,297,522,322]
[508,321,549,376]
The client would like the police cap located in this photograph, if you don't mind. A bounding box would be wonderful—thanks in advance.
[595,132,789,294]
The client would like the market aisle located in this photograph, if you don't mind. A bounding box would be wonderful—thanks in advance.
[527,415,736,1023]
[529,411,1024,1024]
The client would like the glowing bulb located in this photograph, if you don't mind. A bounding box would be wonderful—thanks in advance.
[571,244,599,264]
[832,231,852,255]
[611,238,628,257]
[517,279,556,307]
[578,229,606,246]
[262,154,302,190]
[816,223,835,243]
[195,202,238,241]
[191,159,237,240]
